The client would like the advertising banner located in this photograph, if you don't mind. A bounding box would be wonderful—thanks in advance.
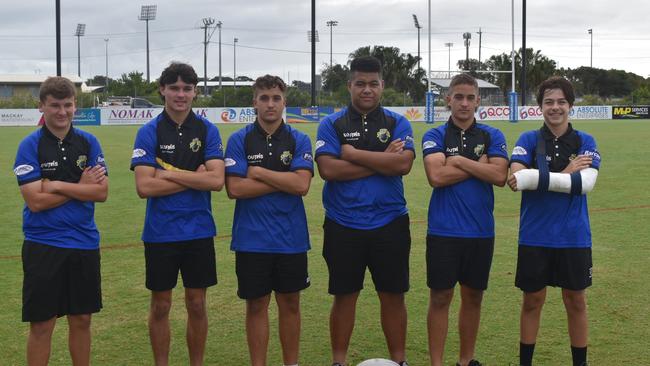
[569,106,612,120]
[73,108,101,125]
[100,107,218,125]
[612,105,650,119]
[0,109,42,126]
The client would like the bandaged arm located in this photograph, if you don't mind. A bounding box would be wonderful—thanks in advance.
[513,167,598,194]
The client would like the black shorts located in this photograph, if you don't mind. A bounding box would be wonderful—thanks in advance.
[144,237,217,291]
[22,240,102,322]
[235,251,310,300]
[515,245,592,292]
[322,214,411,295]
[426,235,495,291]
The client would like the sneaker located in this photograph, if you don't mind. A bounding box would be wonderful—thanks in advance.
[331,363,345,366]
[399,362,409,366]
[456,361,483,366]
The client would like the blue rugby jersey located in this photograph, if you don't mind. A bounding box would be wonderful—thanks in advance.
[14,125,107,249]
[315,105,414,230]
[510,123,601,248]
[422,119,508,238]
[130,110,224,243]
[225,121,313,253]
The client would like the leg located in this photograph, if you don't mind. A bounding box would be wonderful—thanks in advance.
[330,292,360,365]
[149,290,173,366]
[185,288,208,366]
[377,291,407,363]
[428,288,454,366]
[246,294,272,366]
[27,317,57,366]
[458,286,484,366]
[562,289,588,347]
[520,288,546,345]
[276,292,301,366]
[67,314,92,366]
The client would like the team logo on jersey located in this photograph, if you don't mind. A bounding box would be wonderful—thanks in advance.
[224,158,236,167]
[315,140,325,151]
[423,140,437,150]
[189,138,202,153]
[76,155,88,170]
[132,149,147,158]
[512,146,527,156]
[474,144,485,156]
[280,150,293,165]
[13,164,34,176]
[377,128,391,143]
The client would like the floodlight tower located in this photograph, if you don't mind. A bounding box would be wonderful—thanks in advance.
[233,38,238,88]
[139,5,157,82]
[217,21,222,90]
[412,15,422,70]
[104,38,109,94]
[326,20,338,69]
[463,32,471,70]
[75,24,86,77]
[445,42,453,78]
[588,28,593,67]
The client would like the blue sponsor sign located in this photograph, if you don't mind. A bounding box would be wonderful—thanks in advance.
[508,92,518,123]
[73,108,101,125]
[425,91,435,124]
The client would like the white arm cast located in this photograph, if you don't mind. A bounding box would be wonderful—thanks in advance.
[513,167,598,194]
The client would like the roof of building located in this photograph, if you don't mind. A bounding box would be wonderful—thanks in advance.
[430,78,499,89]
[0,74,84,84]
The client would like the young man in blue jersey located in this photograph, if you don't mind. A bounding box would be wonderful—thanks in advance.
[131,62,225,366]
[508,76,600,366]
[421,73,509,366]
[315,56,415,366]
[225,75,313,366]
[14,76,108,366]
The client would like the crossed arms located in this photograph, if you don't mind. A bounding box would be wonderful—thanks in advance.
[423,152,508,188]
[134,159,225,198]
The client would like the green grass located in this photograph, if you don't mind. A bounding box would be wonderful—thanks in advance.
[1,119,649,365]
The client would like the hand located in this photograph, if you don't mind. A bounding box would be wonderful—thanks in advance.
[41,178,58,193]
[340,144,356,161]
[562,155,592,174]
[384,139,405,153]
[445,155,465,168]
[196,164,207,172]
[478,154,488,163]
[154,168,171,180]
[79,165,106,184]
[507,174,518,191]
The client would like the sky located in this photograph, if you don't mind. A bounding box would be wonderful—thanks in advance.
[1,0,649,84]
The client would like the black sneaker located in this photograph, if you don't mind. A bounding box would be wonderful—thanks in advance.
[331,363,345,366]
[399,362,409,366]
[456,360,483,366]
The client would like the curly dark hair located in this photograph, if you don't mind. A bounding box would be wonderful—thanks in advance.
[536,76,575,107]
[253,75,286,97]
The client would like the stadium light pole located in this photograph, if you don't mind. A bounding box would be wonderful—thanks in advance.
[412,15,422,70]
[55,0,61,76]
[445,43,453,78]
[139,5,157,83]
[233,38,238,89]
[588,28,593,67]
[104,38,109,95]
[201,17,216,97]
[326,20,338,69]
[75,24,86,77]
[427,0,431,92]
[463,32,471,71]
[310,0,316,107]
[522,0,527,105]
[217,21,223,90]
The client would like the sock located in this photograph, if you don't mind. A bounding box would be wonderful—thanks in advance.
[520,342,535,366]
[571,346,587,366]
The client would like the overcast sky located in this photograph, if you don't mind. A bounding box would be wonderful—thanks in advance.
[1,0,649,84]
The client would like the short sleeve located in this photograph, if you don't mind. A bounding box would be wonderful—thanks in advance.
[510,131,535,167]
[224,131,247,177]
[422,127,445,157]
[486,128,509,159]
[290,132,314,173]
[14,136,41,185]
[130,124,157,170]
[579,132,601,170]
[315,117,341,158]
[87,134,109,176]
[205,123,224,161]
[393,116,415,153]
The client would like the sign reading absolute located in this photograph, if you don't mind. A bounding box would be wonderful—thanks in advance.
[612,105,650,119]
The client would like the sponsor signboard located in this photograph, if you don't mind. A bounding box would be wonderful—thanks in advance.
[0,109,42,126]
[612,105,650,119]
[73,108,101,125]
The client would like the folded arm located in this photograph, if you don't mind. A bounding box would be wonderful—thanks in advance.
[423,152,475,188]
[446,155,508,187]
[340,141,414,177]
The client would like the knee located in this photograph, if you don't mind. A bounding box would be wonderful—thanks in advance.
[185,297,206,318]
[150,298,172,320]
[30,319,56,338]
[247,297,270,315]
[429,290,453,309]
[563,292,587,314]
[522,293,545,313]
[462,289,484,308]
[68,314,92,330]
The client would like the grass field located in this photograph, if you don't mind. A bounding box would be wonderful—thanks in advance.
[1,119,649,365]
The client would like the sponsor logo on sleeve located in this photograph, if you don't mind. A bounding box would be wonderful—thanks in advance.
[582,150,601,160]
[501,143,508,152]
[14,164,34,176]
[302,153,313,162]
[423,140,437,150]
[404,135,414,144]
[224,158,236,167]
[315,140,325,151]
[132,149,147,158]
[512,146,527,156]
